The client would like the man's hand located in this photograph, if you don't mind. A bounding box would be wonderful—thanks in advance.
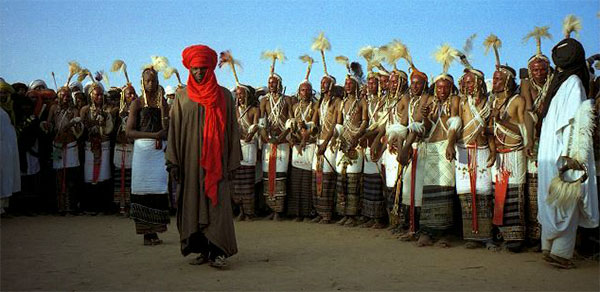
[155,129,168,140]
[170,166,180,183]
[317,143,327,156]
[525,144,534,158]
[397,147,412,166]
[486,152,496,168]
[446,145,456,162]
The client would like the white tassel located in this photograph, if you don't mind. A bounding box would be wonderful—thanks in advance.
[570,100,595,164]
[258,118,267,129]
[386,123,408,141]
[547,176,582,211]
[285,119,294,130]
[408,121,425,135]
[447,116,462,133]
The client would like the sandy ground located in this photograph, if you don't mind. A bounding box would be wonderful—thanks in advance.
[1,215,599,291]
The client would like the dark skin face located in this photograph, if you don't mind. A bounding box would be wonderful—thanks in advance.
[235,86,248,105]
[530,60,549,85]
[91,86,104,107]
[390,73,399,91]
[124,87,137,104]
[268,76,279,94]
[57,88,71,107]
[0,90,9,103]
[367,77,379,95]
[463,73,477,96]
[142,70,158,93]
[409,76,426,95]
[74,92,86,108]
[344,78,357,95]
[321,77,332,94]
[492,71,507,93]
[299,83,312,101]
[380,74,390,91]
[190,67,208,83]
[435,79,452,100]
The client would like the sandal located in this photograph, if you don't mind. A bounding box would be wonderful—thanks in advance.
[435,239,451,248]
[209,255,229,270]
[547,254,575,269]
[189,254,208,265]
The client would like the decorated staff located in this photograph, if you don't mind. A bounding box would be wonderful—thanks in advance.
[219,50,260,221]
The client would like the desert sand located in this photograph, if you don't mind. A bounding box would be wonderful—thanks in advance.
[1,215,599,291]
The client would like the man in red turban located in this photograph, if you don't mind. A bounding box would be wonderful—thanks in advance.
[166,44,241,269]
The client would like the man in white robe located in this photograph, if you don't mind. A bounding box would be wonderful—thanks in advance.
[537,38,599,268]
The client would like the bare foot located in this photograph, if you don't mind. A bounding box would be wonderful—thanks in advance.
[336,216,348,225]
[464,241,482,249]
[310,216,322,223]
[417,234,433,247]
[318,218,330,224]
[344,217,356,227]
[435,238,451,248]
[273,213,282,221]
[360,219,374,228]
[265,213,275,220]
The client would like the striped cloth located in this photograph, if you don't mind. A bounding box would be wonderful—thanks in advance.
[335,173,361,216]
[233,165,256,216]
[288,166,313,217]
[420,185,455,231]
[458,193,493,241]
[312,172,336,221]
[130,193,170,234]
[361,173,386,219]
[113,167,132,208]
[263,172,287,213]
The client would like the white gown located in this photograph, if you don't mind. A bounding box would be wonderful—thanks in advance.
[0,108,21,199]
[537,75,599,258]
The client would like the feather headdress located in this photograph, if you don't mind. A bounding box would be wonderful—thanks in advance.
[455,34,477,70]
[218,50,243,86]
[374,46,389,75]
[299,55,314,82]
[261,49,286,77]
[358,45,377,74]
[163,67,182,86]
[94,71,110,88]
[77,68,92,83]
[385,40,409,73]
[311,32,331,76]
[335,55,351,73]
[523,26,552,55]
[143,56,170,73]
[433,44,458,83]
[65,61,81,87]
[483,34,502,68]
[562,14,582,39]
[110,59,130,84]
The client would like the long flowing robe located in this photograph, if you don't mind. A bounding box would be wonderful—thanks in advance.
[538,75,599,258]
[167,87,241,257]
[1,108,21,200]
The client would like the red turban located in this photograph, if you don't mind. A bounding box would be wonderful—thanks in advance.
[182,44,226,207]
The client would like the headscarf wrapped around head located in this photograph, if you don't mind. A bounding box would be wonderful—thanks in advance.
[539,38,589,121]
[181,44,226,207]
[29,79,47,90]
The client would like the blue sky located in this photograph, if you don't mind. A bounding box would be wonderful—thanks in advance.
[0,0,598,94]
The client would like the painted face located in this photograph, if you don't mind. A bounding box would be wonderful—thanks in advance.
[268,76,279,93]
[462,73,477,95]
[389,73,399,91]
[344,78,356,95]
[380,74,390,91]
[143,70,159,93]
[321,77,332,94]
[492,71,507,93]
[235,86,248,105]
[124,87,137,104]
[435,79,452,100]
[91,86,104,106]
[409,76,425,95]
[530,60,549,85]
[367,76,379,95]
[57,88,71,106]
[299,83,312,101]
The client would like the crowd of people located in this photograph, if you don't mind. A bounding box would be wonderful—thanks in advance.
[1,15,598,270]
